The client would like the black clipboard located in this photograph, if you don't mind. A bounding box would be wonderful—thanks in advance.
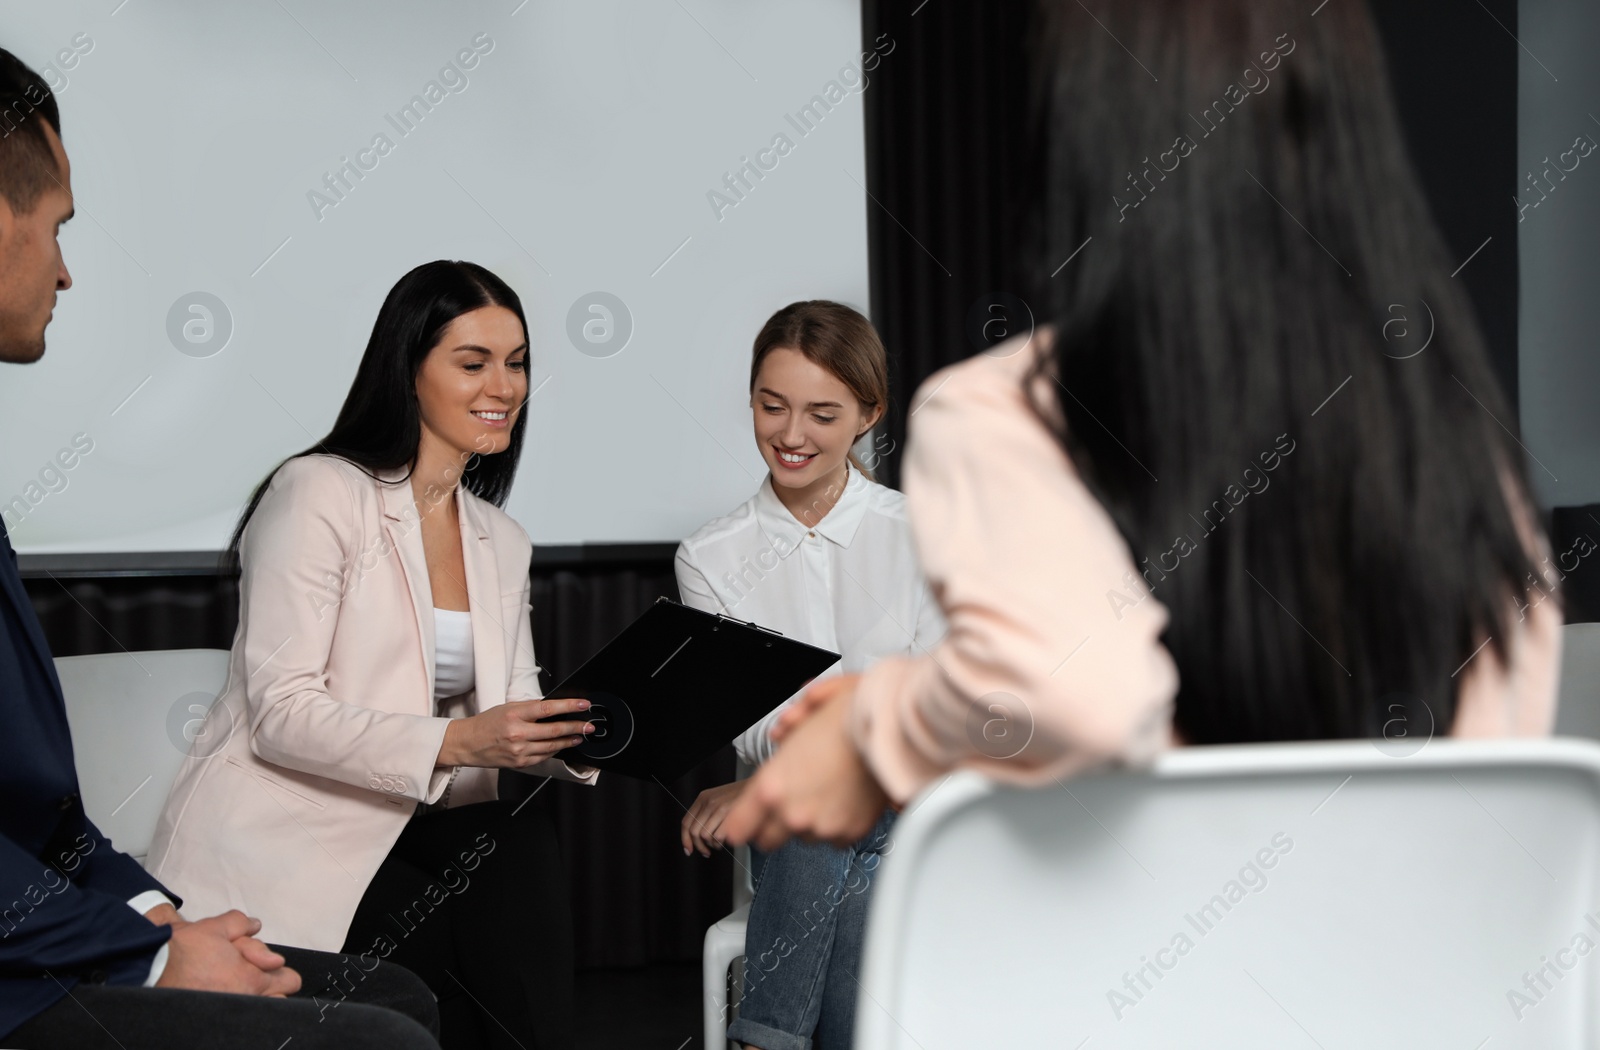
[537,597,840,780]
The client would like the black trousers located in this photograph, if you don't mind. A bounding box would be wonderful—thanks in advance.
[6,944,440,1049]
[341,798,578,1050]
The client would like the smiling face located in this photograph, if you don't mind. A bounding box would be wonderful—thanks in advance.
[414,304,529,461]
[0,119,74,364]
[751,346,882,494]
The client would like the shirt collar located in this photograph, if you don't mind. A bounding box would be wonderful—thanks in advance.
[755,462,871,557]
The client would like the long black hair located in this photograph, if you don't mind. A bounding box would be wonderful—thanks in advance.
[228,260,531,554]
[1024,0,1550,743]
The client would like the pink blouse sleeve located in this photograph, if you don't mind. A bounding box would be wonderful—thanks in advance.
[848,332,1179,804]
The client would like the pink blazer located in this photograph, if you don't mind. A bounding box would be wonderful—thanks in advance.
[147,455,596,951]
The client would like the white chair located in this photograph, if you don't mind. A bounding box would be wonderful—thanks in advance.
[703,759,758,1050]
[854,738,1600,1049]
[54,649,232,865]
[1555,622,1600,738]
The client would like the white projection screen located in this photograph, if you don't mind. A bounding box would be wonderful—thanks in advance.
[0,0,873,552]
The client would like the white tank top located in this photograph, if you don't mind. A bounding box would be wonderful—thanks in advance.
[432,608,475,704]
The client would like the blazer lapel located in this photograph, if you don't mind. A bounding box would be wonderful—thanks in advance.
[456,489,507,713]
[378,469,436,707]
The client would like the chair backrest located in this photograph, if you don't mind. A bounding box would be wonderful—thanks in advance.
[1556,622,1600,738]
[854,738,1600,1049]
[54,649,232,864]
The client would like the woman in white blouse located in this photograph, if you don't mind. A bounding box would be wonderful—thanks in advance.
[675,300,945,1050]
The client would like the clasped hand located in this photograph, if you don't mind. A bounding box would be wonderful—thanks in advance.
[146,906,300,997]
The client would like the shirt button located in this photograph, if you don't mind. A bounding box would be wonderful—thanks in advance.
[59,793,78,811]
[807,531,815,538]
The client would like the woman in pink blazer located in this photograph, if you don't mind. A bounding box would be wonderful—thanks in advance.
[148,261,596,1050]
[724,0,1564,848]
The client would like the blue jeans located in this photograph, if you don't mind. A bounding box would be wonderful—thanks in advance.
[727,809,896,1050]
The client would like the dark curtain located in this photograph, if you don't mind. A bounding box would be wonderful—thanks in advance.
[861,0,1523,488]
[1368,0,1521,405]
[25,554,733,969]
[1550,506,1600,626]
[860,0,1036,490]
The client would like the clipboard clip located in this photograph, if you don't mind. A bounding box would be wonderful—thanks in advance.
[656,595,787,637]
[714,611,786,638]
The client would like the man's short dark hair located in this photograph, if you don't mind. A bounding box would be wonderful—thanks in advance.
[0,48,63,216]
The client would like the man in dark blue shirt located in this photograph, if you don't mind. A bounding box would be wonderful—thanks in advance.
[0,47,439,1049]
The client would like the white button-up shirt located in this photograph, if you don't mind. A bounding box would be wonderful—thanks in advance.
[674,463,947,767]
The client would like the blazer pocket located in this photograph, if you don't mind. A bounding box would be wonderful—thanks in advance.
[225,756,328,811]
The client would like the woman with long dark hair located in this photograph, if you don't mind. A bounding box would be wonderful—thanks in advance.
[149,261,597,1050]
[723,0,1563,848]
